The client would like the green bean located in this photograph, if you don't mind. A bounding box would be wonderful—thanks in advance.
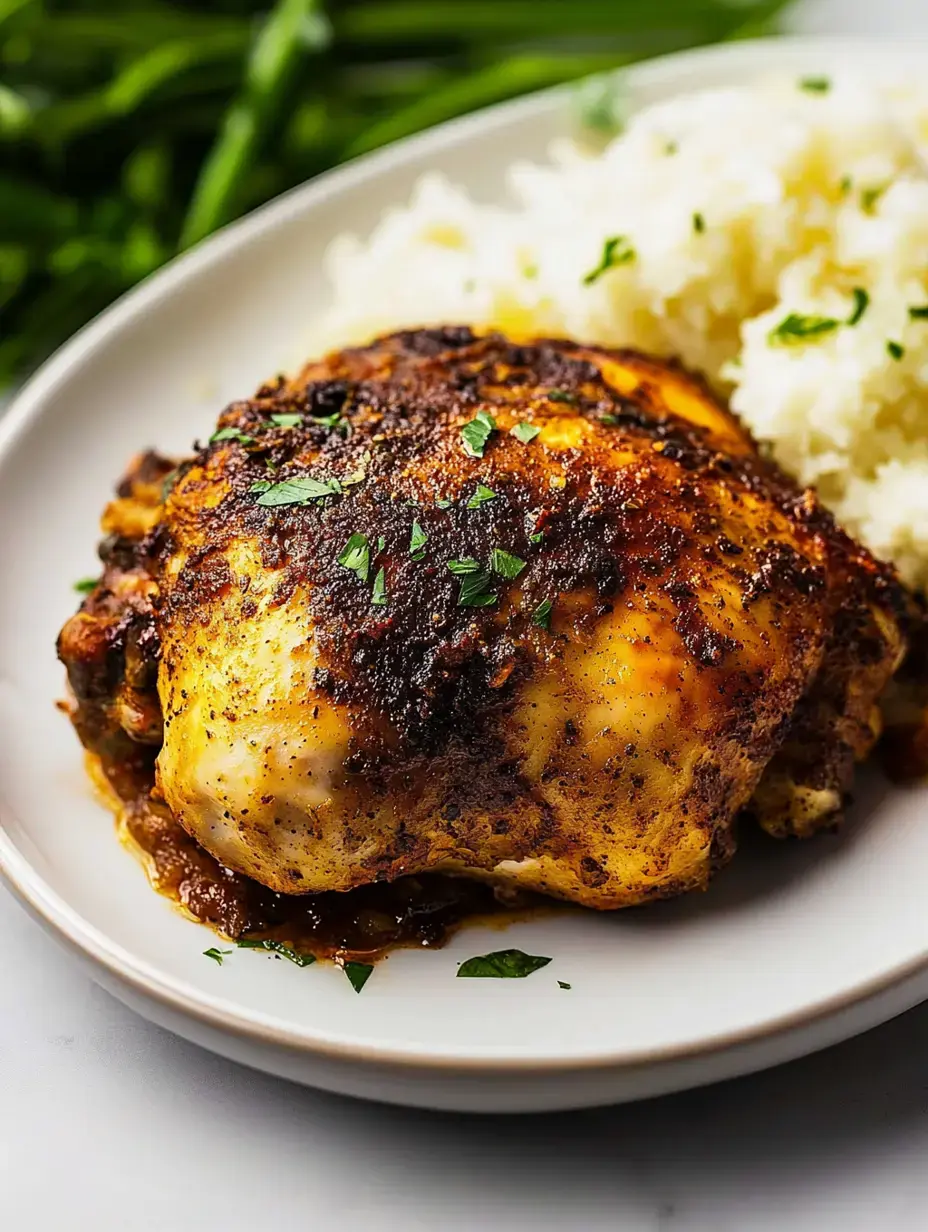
[180,0,327,248]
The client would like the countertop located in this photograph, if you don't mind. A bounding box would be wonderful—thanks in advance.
[4,3,928,1227]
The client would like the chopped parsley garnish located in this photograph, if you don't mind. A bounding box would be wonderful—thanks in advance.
[460,408,497,458]
[210,426,255,445]
[490,548,526,579]
[507,424,539,449]
[599,413,619,426]
[337,533,370,582]
[237,938,316,967]
[269,412,302,428]
[532,598,554,630]
[887,340,905,361]
[839,175,853,196]
[377,535,386,552]
[203,947,232,965]
[73,577,97,594]
[692,211,705,234]
[160,468,180,500]
[371,566,387,607]
[799,76,830,93]
[457,949,552,979]
[409,520,428,560]
[466,483,497,509]
[582,234,636,285]
[767,313,840,346]
[861,183,887,214]
[847,287,869,326]
[558,980,572,990]
[436,497,454,509]
[529,531,544,545]
[447,557,482,575]
[457,566,497,608]
[546,390,576,405]
[664,140,678,156]
[343,961,374,993]
[909,305,928,320]
[251,476,341,506]
[312,411,349,432]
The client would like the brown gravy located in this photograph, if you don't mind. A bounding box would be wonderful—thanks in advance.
[92,749,536,963]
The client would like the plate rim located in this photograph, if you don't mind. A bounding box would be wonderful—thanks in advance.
[2,33,928,1077]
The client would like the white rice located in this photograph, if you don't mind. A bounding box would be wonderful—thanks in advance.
[317,75,928,590]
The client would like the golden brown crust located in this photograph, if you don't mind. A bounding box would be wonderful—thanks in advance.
[59,329,914,908]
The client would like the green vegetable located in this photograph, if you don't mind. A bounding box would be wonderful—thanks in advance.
[558,980,572,989]
[447,557,482,575]
[210,426,255,444]
[767,313,840,347]
[252,475,340,506]
[203,947,232,965]
[490,548,526,579]
[460,409,496,458]
[887,340,905,361]
[861,184,888,214]
[337,532,370,581]
[409,520,428,560]
[532,598,554,629]
[692,211,705,234]
[529,531,544,545]
[371,565,387,607]
[343,961,374,993]
[466,483,497,509]
[546,390,576,406]
[270,412,302,428]
[73,577,98,594]
[0,0,792,388]
[582,234,635,285]
[237,938,316,966]
[457,948,552,978]
[909,305,928,320]
[847,287,869,326]
[511,420,542,440]
[457,566,497,608]
[799,76,830,93]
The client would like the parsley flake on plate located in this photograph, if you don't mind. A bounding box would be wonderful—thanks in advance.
[767,313,840,346]
[558,980,572,990]
[887,340,905,361]
[466,483,497,509]
[582,235,635,286]
[343,961,374,994]
[237,938,315,967]
[73,577,98,594]
[337,533,370,582]
[203,947,232,966]
[799,76,830,93]
[460,409,496,458]
[490,548,526,579]
[409,520,428,560]
[210,426,255,445]
[909,305,928,320]
[457,949,552,979]
[251,476,341,507]
[692,211,706,234]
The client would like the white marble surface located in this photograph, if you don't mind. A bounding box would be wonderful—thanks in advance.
[5,3,928,1228]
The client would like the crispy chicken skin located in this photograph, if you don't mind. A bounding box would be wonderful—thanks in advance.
[58,328,913,908]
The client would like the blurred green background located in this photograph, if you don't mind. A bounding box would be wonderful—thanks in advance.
[0,0,793,386]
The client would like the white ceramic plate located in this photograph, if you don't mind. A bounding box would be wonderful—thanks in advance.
[3,36,928,1115]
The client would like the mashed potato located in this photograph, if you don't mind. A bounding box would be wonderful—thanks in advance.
[318,76,928,590]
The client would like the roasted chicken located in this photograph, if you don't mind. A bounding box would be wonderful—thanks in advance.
[59,328,914,910]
